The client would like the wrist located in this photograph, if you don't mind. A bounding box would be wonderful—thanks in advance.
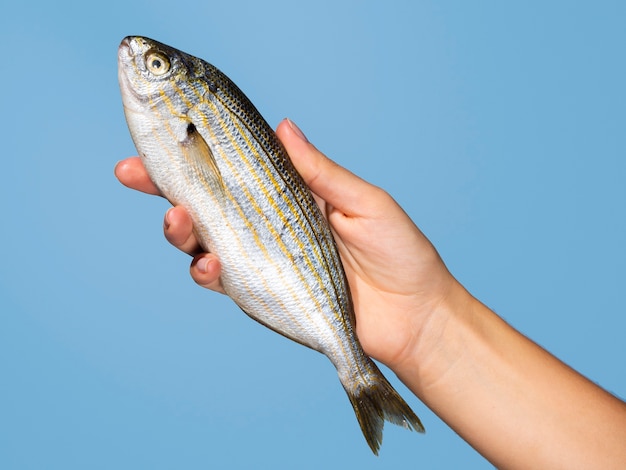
[391,278,478,394]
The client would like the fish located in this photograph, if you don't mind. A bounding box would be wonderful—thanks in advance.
[117,36,424,454]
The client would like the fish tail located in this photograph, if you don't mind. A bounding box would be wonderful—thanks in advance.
[342,361,425,455]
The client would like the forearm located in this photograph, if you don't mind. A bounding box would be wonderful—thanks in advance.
[394,281,626,469]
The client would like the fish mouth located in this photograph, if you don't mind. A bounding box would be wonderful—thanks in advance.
[117,36,133,64]
[117,37,132,77]
[117,37,146,112]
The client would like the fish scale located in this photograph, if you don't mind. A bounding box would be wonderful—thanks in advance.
[118,35,424,454]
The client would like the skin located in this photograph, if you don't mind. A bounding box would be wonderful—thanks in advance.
[115,118,626,469]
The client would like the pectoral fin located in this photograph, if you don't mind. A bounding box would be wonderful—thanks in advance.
[180,121,224,192]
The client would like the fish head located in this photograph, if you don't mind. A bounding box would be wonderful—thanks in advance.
[117,36,207,112]
[117,36,224,201]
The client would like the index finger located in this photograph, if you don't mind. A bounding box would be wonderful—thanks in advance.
[114,157,162,196]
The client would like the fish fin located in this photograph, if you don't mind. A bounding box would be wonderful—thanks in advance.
[343,360,424,455]
[180,121,224,192]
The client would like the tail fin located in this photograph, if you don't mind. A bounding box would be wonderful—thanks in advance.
[343,363,425,455]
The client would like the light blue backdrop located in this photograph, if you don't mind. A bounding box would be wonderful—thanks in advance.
[1,1,624,468]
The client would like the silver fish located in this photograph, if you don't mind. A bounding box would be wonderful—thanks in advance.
[117,36,424,454]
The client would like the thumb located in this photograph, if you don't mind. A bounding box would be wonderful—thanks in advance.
[276,119,380,217]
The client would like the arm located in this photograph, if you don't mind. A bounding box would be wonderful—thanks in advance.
[115,119,626,469]
[398,289,626,469]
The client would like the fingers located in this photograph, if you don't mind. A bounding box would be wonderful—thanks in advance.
[116,157,225,294]
[276,119,388,218]
[114,157,162,196]
[163,207,225,293]
[163,206,202,255]
[191,254,225,294]
[163,208,225,293]
[115,157,202,256]
[115,157,200,254]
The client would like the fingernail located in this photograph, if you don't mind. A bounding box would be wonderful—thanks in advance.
[164,208,173,230]
[286,118,309,143]
[196,256,210,273]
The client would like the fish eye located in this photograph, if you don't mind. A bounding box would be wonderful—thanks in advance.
[145,51,170,76]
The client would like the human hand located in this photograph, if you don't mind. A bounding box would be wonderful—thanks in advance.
[114,119,459,369]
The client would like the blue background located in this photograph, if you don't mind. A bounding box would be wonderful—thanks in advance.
[1,1,624,468]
